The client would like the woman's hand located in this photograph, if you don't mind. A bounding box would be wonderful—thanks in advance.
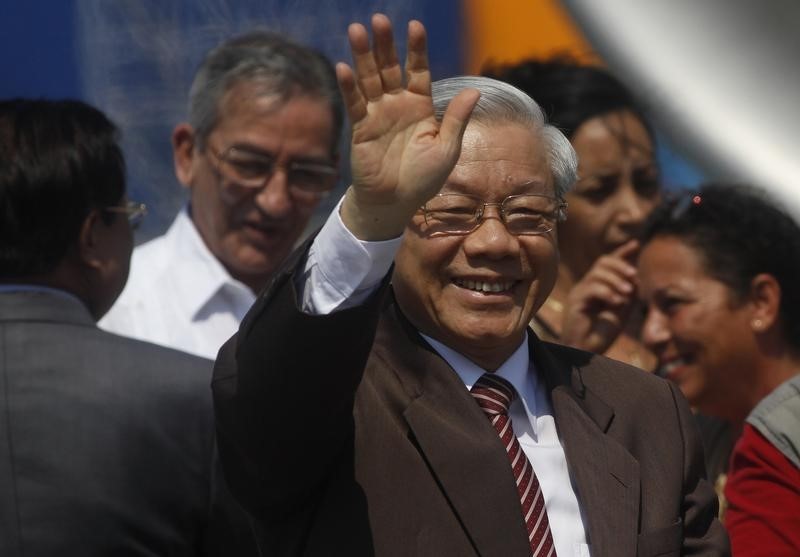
[560,239,640,354]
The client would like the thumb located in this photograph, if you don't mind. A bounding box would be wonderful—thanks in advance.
[437,88,480,161]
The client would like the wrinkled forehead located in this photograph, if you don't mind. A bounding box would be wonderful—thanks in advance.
[443,121,554,199]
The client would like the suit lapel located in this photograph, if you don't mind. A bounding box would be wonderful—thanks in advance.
[377,305,531,557]
[378,303,641,556]
[532,336,640,557]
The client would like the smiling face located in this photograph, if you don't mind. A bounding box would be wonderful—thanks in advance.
[392,122,558,370]
[638,235,758,419]
[559,109,660,280]
[174,81,336,291]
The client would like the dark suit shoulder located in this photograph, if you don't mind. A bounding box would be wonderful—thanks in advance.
[0,312,225,555]
[59,327,216,440]
[544,340,667,387]
[96,327,211,366]
[94,328,213,382]
[541,340,680,421]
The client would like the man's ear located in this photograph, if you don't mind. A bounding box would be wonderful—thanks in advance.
[172,123,197,189]
[748,273,781,332]
[77,209,111,271]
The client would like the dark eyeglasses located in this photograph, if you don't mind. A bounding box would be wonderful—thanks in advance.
[104,201,148,229]
[209,145,337,198]
[420,193,567,236]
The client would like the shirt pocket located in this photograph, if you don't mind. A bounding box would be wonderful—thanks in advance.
[636,518,683,557]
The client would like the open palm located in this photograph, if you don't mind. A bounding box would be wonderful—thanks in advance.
[337,15,479,240]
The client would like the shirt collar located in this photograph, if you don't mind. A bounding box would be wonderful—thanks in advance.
[0,284,83,305]
[420,333,539,416]
[167,206,254,320]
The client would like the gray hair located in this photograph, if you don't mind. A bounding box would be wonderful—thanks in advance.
[188,31,344,153]
[432,76,577,198]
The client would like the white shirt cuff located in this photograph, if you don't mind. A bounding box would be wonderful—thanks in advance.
[298,195,402,314]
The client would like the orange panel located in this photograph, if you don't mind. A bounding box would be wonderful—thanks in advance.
[464,0,601,74]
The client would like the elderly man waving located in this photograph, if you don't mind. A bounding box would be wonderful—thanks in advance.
[213,14,728,557]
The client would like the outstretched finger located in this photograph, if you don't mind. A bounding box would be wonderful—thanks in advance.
[585,267,636,297]
[336,62,367,124]
[404,20,431,97]
[371,14,403,93]
[590,256,637,287]
[348,21,384,100]
[611,238,641,264]
[580,281,631,309]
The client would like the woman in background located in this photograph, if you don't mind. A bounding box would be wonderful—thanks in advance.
[637,183,800,555]
[484,59,660,370]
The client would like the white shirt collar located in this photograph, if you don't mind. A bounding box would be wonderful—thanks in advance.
[421,332,543,432]
[167,206,254,321]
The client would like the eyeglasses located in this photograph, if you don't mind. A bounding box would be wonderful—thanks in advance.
[209,145,337,197]
[420,193,567,236]
[104,201,148,230]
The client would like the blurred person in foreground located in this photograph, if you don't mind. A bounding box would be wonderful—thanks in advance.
[100,31,343,359]
[637,184,800,555]
[0,99,254,556]
[483,59,660,372]
[213,15,728,556]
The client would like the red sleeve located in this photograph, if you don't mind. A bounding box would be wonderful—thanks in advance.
[724,423,800,556]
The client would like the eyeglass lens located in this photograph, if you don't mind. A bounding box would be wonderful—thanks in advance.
[423,194,562,235]
[220,148,336,194]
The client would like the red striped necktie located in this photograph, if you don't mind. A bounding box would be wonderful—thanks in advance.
[470,373,556,557]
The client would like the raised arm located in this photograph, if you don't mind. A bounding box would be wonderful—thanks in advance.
[212,14,478,528]
[337,14,479,241]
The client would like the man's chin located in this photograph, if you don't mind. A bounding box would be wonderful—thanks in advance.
[440,320,526,351]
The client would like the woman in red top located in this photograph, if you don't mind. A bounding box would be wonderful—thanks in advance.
[636,184,800,555]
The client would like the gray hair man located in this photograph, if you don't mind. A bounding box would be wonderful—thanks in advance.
[213,14,728,556]
[101,31,343,359]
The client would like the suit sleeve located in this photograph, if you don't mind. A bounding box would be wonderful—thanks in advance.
[211,241,390,521]
[670,381,732,555]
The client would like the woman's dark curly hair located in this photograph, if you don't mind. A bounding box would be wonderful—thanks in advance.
[642,183,800,351]
[481,56,654,142]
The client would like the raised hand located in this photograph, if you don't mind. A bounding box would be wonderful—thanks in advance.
[337,14,480,240]
[559,239,641,354]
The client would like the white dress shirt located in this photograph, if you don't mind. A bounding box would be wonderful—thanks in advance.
[100,207,255,360]
[298,197,591,556]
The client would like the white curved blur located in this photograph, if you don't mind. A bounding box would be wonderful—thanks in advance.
[563,0,800,214]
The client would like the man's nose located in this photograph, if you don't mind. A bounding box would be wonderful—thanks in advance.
[254,169,293,217]
[616,183,651,227]
[641,307,671,351]
[461,208,520,260]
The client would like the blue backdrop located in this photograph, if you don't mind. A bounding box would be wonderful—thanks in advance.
[1,0,701,242]
[1,0,464,240]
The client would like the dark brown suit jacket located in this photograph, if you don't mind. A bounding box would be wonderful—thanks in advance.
[212,249,729,557]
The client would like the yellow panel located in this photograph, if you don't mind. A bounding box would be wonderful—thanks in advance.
[464,0,601,74]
